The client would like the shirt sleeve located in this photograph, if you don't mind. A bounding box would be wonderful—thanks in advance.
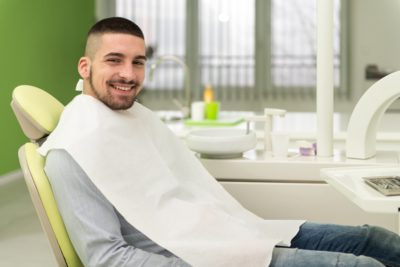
[44,149,191,267]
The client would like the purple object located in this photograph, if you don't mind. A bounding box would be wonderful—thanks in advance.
[299,147,315,156]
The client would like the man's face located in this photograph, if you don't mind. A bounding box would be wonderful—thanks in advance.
[78,33,147,110]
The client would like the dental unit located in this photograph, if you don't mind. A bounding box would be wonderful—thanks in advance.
[346,70,400,159]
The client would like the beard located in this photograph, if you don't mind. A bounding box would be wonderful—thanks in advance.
[88,70,139,110]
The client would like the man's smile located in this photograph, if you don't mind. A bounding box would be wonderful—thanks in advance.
[107,81,138,93]
[113,85,132,91]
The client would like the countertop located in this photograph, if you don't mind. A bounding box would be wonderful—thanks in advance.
[159,111,400,182]
[321,166,400,214]
[198,149,400,182]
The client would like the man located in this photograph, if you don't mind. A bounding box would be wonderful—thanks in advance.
[40,17,400,267]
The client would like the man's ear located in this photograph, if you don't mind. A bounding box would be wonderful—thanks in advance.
[78,57,91,78]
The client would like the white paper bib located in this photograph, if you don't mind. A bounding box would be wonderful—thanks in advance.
[39,94,303,267]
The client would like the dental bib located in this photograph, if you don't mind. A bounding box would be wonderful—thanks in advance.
[39,94,303,267]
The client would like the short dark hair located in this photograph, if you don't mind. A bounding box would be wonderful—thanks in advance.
[88,17,144,40]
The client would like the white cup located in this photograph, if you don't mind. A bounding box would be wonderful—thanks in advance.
[191,101,205,121]
[270,132,290,157]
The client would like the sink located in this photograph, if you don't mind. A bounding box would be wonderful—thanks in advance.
[185,128,257,159]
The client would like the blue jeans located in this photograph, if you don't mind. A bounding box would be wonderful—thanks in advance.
[270,222,400,267]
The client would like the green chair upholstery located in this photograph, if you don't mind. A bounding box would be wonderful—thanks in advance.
[19,143,83,267]
[11,85,83,267]
[11,85,64,141]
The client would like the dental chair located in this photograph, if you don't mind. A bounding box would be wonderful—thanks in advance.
[11,85,83,267]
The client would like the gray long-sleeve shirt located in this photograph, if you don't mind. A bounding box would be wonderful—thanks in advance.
[44,149,191,267]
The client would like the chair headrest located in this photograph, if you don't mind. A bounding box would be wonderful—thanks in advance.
[11,85,64,141]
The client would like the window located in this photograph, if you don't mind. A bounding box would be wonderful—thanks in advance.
[270,0,342,94]
[200,0,255,98]
[115,0,345,111]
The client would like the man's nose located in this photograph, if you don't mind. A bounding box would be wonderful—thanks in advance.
[119,64,136,80]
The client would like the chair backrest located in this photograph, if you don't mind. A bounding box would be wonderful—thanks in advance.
[11,85,64,141]
[11,85,83,267]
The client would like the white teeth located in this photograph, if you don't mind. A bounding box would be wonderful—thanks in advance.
[114,85,131,91]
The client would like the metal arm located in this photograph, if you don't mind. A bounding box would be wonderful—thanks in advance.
[148,55,191,118]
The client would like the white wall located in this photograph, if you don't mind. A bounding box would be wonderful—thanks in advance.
[349,0,400,105]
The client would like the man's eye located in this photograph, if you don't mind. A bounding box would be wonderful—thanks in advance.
[133,60,145,66]
[107,58,121,63]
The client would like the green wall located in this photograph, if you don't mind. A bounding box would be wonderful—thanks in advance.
[0,0,95,175]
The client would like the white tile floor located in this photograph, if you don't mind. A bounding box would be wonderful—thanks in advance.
[0,177,57,267]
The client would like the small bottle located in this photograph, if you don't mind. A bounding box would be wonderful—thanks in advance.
[203,84,219,120]
[203,84,214,103]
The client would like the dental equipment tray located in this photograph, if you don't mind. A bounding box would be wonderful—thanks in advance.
[363,176,400,196]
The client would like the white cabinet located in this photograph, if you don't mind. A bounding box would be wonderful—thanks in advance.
[196,148,399,233]
[220,181,397,232]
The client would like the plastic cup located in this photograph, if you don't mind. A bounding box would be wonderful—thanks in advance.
[191,101,205,121]
[271,132,290,157]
